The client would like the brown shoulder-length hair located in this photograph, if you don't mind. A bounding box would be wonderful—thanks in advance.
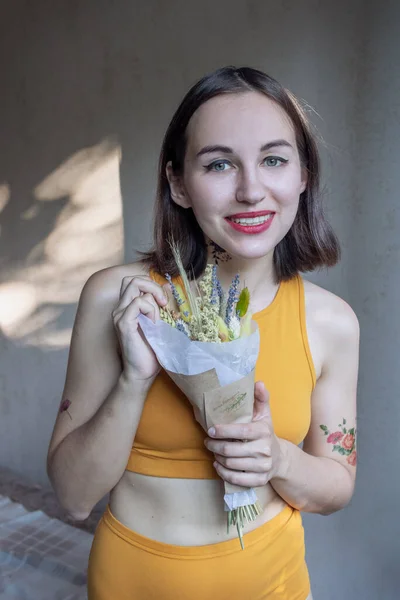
[141,66,340,281]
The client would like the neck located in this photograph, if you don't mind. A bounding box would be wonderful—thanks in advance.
[205,245,279,314]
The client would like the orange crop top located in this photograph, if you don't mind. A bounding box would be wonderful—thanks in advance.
[126,273,316,479]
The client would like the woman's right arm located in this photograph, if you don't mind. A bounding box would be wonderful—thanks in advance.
[46,265,167,520]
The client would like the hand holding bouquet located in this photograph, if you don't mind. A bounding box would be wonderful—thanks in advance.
[138,243,262,548]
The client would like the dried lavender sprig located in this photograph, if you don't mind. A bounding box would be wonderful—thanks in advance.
[216,279,223,299]
[225,273,240,323]
[165,273,184,306]
[175,318,190,337]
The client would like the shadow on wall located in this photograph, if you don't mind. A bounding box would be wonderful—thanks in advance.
[0,138,124,485]
[0,138,123,349]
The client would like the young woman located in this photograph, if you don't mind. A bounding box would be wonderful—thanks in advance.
[47,66,359,599]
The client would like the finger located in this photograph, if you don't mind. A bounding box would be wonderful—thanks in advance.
[119,275,154,298]
[252,381,271,422]
[208,420,266,441]
[213,461,270,488]
[135,292,161,323]
[205,438,264,458]
[118,277,167,311]
[126,295,160,322]
[113,296,158,330]
[214,454,271,473]
[113,292,160,328]
[120,275,146,298]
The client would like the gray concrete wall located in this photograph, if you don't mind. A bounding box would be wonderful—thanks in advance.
[0,1,398,597]
[303,4,400,598]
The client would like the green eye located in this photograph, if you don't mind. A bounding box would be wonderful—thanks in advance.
[264,157,287,167]
[206,160,230,172]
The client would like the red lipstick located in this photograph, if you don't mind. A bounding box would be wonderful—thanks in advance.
[228,210,274,219]
[225,211,275,235]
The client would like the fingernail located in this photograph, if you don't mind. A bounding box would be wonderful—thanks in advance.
[208,427,216,437]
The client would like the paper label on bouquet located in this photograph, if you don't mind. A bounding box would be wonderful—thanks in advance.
[203,370,255,430]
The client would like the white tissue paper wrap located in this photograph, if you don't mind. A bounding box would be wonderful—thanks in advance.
[138,313,260,511]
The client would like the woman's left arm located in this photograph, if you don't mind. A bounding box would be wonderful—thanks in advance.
[205,298,360,516]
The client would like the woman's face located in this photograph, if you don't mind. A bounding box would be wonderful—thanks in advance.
[168,91,307,261]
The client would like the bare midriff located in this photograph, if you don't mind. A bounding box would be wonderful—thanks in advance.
[109,470,288,546]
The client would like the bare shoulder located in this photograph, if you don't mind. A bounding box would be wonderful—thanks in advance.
[303,278,359,351]
[80,261,149,308]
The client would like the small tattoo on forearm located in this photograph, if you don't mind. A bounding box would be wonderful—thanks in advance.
[320,418,357,466]
[60,399,72,420]
[208,240,231,264]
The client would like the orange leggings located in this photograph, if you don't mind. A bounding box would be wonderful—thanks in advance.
[87,505,310,599]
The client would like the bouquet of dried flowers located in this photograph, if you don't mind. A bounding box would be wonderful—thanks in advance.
[138,242,261,548]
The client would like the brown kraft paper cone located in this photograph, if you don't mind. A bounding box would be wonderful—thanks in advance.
[166,368,256,497]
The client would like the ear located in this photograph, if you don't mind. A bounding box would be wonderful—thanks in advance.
[300,167,308,194]
[166,162,190,209]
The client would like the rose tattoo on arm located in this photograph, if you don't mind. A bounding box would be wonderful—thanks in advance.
[320,418,357,466]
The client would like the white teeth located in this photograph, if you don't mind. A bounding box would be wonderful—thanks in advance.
[230,215,272,225]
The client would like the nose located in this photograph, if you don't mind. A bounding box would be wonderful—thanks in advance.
[235,166,266,205]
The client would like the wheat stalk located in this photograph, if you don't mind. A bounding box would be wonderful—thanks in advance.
[168,238,201,323]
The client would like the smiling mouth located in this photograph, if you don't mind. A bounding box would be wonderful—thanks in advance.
[226,211,275,226]
[227,214,274,226]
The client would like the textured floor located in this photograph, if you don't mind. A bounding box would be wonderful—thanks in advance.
[0,466,104,535]
[0,494,93,599]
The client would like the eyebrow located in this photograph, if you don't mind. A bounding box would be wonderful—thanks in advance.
[196,139,293,158]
